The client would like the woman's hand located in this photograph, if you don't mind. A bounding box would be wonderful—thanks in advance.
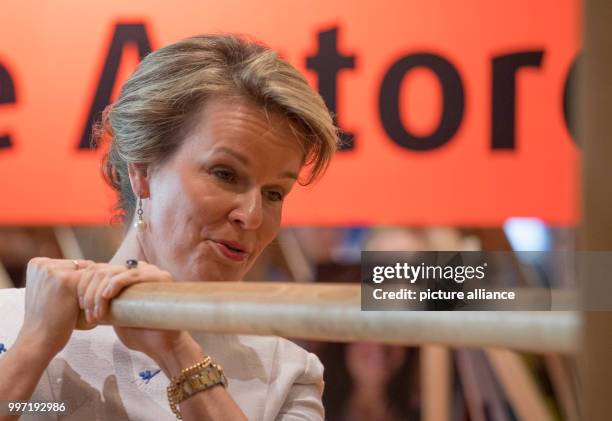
[0,258,93,416]
[18,257,93,359]
[76,261,247,420]
[76,261,185,362]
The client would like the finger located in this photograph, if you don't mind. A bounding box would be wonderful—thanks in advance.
[83,270,106,323]
[47,258,94,271]
[94,273,114,320]
[90,266,124,320]
[103,270,139,298]
[74,259,95,271]
[103,269,159,299]
[75,310,96,331]
[77,265,97,309]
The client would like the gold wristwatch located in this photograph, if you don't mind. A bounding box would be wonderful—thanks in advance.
[167,357,228,419]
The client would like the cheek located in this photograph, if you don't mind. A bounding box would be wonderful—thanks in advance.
[149,173,204,240]
[260,206,282,242]
[162,173,224,225]
[149,177,181,226]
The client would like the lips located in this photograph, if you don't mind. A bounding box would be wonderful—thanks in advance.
[217,239,249,252]
[210,239,250,262]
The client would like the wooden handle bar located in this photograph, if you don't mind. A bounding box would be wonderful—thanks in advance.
[95,282,578,354]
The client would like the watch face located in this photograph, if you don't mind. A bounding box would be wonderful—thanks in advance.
[180,364,228,397]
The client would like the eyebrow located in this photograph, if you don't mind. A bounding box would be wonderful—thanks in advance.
[214,146,298,180]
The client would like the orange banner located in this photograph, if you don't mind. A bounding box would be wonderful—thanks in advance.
[0,0,580,225]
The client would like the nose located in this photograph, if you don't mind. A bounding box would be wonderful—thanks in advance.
[229,188,263,230]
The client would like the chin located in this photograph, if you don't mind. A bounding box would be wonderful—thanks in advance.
[188,262,244,282]
[189,245,251,281]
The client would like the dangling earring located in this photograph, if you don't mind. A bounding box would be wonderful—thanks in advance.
[134,198,148,232]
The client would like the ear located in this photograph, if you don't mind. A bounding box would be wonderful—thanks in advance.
[127,163,151,199]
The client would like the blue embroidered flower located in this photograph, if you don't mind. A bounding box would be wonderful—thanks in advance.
[0,343,7,354]
[139,369,161,384]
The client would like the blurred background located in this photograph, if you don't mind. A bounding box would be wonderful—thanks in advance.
[0,1,586,420]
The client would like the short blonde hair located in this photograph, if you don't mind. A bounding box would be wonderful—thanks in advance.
[96,34,338,224]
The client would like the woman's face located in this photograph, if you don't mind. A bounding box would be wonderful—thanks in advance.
[346,343,406,387]
[138,98,304,282]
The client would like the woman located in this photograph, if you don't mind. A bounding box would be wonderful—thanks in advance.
[320,343,420,421]
[0,34,337,420]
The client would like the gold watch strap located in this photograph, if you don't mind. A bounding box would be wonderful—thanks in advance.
[167,359,228,420]
[181,363,228,396]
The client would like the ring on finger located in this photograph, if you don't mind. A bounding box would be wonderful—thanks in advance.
[125,259,138,269]
[72,259,81,270]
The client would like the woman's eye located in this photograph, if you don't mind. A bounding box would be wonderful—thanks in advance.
[265,190,284,202]
[212,168,236,183]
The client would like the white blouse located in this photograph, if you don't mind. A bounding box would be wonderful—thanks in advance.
[0,288,325,420]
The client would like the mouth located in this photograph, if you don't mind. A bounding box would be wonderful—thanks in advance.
[210,239,250,262]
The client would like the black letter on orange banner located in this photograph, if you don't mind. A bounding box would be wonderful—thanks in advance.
[491,51,544,150]
[563,54,580,144]
[79,23,152,150]
[306,27,356,150]
[0,63,16,149]
[379,53,464,151]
